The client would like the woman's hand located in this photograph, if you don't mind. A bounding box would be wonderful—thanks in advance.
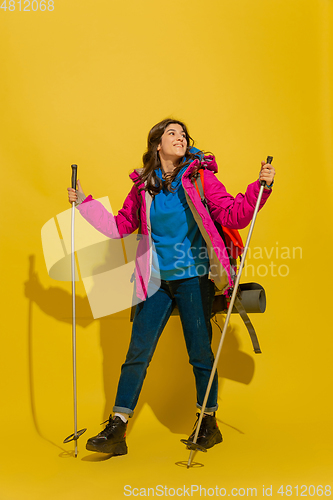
[259,161,275,188]
[67,179,84,204]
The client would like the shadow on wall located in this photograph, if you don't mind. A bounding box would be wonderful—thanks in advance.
[25,255,255,440]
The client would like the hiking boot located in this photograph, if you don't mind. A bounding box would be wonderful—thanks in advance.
[187,412,223,450]
[86,415,128,455]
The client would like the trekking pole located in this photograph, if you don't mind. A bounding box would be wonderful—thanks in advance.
[63,164,86,457]
[182,156,273,469]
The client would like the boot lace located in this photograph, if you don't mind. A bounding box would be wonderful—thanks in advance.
[98,416,119,437]
[190,412,215,436]
[191,413,201,431]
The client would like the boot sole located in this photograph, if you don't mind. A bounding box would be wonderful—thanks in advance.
[86,440,128,455]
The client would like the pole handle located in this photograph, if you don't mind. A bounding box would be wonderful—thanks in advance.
[71,164,78,190]
[260,156,273,187]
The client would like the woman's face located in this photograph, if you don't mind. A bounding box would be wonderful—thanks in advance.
[157,123,187,163]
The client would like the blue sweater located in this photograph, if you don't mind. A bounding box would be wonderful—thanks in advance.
[150,165,210,280]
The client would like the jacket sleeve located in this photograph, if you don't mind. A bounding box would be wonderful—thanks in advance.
[204,169,272,229]
[77,184,141,238]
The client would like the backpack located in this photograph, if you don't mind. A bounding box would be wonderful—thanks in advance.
[192,168,265,354]
[130,162,266,354]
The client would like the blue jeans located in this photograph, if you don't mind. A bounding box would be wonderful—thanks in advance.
[113,274,218,417]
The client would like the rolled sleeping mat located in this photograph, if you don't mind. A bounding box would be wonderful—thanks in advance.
[237,282,266,313]
[211,282,266,316]
[131,282,266,320]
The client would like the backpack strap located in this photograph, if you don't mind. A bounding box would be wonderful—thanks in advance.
[193,170,208,211]
[193,171,231,256]
[193,170,244,258]
[234,296,262,353]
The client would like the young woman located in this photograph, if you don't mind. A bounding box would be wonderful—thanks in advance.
[67,118,275,456]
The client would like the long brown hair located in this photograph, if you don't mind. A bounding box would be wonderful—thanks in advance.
[135,118,204,195]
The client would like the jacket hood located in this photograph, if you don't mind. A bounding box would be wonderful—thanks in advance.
[188,147,218,174]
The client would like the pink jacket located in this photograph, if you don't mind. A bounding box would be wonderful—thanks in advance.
[78,156,271,300]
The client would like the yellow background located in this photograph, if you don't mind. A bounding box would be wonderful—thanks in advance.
[1,0,332,498]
